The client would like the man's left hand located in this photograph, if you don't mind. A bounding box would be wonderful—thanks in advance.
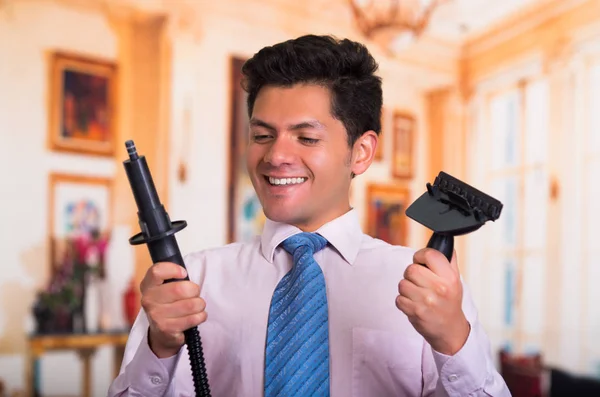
[395,248,470,356]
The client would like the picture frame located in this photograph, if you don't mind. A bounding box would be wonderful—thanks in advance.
[365,183,410,246]
[48,173,112,270]
[227,56,266,243]
[48,51,118,156]
[391,110,415,178]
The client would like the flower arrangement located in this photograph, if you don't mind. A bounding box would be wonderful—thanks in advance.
[32,230,107,334]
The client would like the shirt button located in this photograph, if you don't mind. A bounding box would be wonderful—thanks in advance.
[150,376,162,385]
[448,374,459,382]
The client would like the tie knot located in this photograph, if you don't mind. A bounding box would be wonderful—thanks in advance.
[281,232,328,256]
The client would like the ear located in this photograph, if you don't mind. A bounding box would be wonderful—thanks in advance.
[350,131,378,177]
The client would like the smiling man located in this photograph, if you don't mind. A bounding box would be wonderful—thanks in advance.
[108,35,511,397]
[247,83,367,233]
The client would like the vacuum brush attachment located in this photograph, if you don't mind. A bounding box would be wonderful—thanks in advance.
[123,140,211,397]
[405,171,503,263]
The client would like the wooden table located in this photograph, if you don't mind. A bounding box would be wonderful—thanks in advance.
[26,331,129,397]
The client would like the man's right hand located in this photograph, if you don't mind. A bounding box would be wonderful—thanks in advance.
[140,262,207,358]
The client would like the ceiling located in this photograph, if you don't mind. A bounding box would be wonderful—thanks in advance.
[93,0,553,45]
[64,0,561,53]
[426,0,548,42]
[299,0,557,53]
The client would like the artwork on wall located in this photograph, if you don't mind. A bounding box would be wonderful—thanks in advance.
[227,56,266,243]
[48,173,112,270]
[365,183,410,246]
[391,110,415,179]
[35,173,113,335]
[48,51,117,156]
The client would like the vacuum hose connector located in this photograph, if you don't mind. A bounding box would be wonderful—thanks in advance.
[123,140,211,397]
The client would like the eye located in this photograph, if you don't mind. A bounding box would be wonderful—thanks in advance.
[252,134,273,143]
[299,137,320,145]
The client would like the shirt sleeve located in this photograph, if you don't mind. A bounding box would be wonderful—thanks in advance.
[107,309,182,397]
[422,281,512,397]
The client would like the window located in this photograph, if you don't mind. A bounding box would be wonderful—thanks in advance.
[466,78,549,357]
[582,60,600,376]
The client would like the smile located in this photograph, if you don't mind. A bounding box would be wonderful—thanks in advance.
[266,176,307,186]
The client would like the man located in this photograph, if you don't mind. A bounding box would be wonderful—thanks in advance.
[108,35,510,396]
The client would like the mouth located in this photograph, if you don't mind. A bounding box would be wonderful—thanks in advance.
[263,176,308,186]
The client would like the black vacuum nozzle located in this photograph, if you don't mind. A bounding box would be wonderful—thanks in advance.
[406,171,503,262]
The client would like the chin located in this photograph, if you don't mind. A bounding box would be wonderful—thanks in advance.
[263,205,306,226]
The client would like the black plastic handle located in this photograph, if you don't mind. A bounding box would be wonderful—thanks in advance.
[425,233,454,263]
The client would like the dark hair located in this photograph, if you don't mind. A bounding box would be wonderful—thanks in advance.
[241,34,382,148]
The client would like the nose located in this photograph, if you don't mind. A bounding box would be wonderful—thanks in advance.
[263,136,295,167]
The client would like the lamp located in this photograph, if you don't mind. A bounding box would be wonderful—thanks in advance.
[348,0,446,50]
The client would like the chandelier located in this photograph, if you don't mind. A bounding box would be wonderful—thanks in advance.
[348,0,446,50]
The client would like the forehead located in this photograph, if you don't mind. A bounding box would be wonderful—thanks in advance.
[252,84,333,121]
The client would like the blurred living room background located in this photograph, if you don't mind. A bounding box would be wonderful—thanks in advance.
[1,0,599,395]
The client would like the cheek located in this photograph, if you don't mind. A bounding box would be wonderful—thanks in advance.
[306,150,349,180]
[306,152,329,169]
[302,151,331,181]
[246,146,260,169]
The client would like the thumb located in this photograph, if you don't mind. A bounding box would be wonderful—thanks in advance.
[449,249,460,275]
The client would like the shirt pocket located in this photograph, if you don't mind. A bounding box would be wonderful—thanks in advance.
[352,327,424,397]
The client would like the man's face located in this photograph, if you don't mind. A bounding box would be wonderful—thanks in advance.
[246,83,377,231]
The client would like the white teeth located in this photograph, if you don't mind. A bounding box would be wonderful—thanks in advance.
[268,177,306,185]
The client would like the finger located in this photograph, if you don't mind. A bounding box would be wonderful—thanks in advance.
[395,295,415,316]
[155,297,206,319]
[413,248,456,280]
[449,249,459,274]
[141,262,188,291]
[398,278,429,303]
[403,263,440,290]
[151,281,201,304]
[157,312,208,335]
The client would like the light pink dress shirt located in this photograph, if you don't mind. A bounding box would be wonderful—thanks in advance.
[108,209,511,397]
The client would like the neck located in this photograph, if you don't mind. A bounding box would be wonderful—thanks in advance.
[290,205,353,232]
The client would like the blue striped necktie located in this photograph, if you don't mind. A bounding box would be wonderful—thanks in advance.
[264,232,330,397]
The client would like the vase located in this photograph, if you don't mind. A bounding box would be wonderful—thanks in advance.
[84,274,100,333]
[123,279,138,328]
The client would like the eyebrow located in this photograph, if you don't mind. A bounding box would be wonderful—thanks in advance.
[249,118,326,132]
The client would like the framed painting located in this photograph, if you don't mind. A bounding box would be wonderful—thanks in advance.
[227,56,266,243]
[48,173,112,269]
[48,51,117,156]
[365,183,410,246]
[391,110,415,178]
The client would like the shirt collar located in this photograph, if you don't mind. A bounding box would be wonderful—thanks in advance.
[260,208,363,265]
